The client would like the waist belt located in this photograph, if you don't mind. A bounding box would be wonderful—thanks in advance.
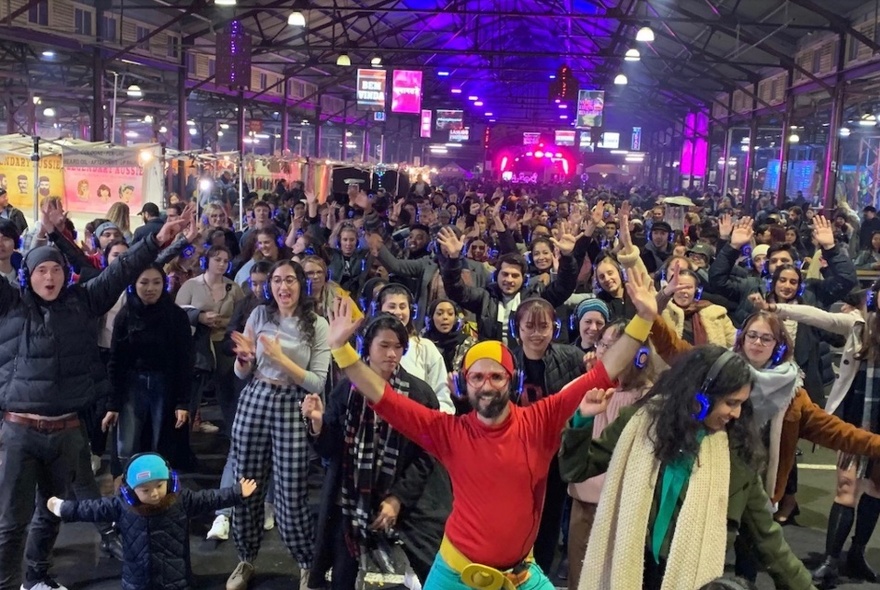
[3,412,80,433]
[439,536,532,590]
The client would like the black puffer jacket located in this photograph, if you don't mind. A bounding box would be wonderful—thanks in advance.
[0,237,159,416]
[511,342,586,403]
[60,486,242,590]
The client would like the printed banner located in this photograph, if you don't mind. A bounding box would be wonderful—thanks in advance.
[63,153,145,215]
[0,154,64,211]
[631,126,642,151]
[420,110,432,138]
[576,90,605,129]
[523,132,541,145]
[435,109,464,130]
[555,130,576,146]
[356,69,387,112]
[391,70,422,114]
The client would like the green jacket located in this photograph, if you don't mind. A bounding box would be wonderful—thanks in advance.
[559,406,816,590]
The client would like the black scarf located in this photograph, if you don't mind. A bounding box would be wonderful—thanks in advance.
[423,298,468,372]
[340,369,410,557]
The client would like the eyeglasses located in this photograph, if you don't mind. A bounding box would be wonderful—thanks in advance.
[744,331,776,346]
[303,270,324,278]
[595,340,616,351]
[271,276,298,286]
[465,372,510,388]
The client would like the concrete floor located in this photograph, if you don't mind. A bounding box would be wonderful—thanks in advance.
[45,417,880,589]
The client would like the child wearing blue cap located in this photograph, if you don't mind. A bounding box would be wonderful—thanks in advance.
[47,453,256,590]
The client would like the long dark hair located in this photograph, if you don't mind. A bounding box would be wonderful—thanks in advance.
[639,345,762,469]
[361,313,409,360]
[265,259,317,345]
[857,280,880,364]
[766,263,803,304]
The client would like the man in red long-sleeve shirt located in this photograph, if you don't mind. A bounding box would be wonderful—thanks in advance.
[310,270,657,590]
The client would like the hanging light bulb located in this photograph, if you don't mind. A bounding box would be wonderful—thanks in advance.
[859,113,877,127]
[788,132,800,144]
[636,26,655,42]
[214,0,236,5]
[126,84,143,98]
[371,56,382,66]
[336,53,351,67]
[287,11,306,27]
[839,127,851,137]
[625,48,640,62]
[614,73,628,85]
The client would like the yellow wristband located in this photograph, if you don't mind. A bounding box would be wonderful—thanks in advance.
[331,343,361,369]
[624,315,652,343]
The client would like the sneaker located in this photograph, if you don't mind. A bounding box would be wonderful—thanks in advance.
[207,514,230,541]
[226,561,254,590]
[298,568,310,590]
[90,454,102,474]
[263,503,275,531]
[197,421,220,434]
[20,577,69,590]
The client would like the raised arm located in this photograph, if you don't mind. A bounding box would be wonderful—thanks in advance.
[436,227,491,315]
[808,216,857,307]
[770,301,858,336]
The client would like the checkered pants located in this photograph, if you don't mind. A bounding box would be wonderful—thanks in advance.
[231,379,315,567]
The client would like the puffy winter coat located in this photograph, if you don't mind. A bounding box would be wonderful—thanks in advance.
[0,237,159,416]
[660,301,737,348]
[60,486,242,590]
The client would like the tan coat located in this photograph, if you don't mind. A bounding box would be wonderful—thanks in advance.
[661,302,737,348]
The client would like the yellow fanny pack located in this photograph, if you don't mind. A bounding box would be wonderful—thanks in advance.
[439,536,533,590]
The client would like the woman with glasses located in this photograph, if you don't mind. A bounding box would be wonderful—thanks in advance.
[754,286,880,586]
[650,273,880,586]
[226,260,330,590]
[203,202,240,258]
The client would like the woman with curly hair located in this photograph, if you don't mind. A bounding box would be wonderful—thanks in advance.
[560,345,815,590]
[225,260,331,590]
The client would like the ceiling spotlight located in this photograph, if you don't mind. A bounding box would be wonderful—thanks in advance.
[217,131,224,137]
[451,88,462,94]
[336,53,351,67]
[371,56,382,66]
[143,114,153,123]
[41,50,55,58]
[187,120,196,126]
[614,73,628,85]
[839,127,851,137]
[489,119,496,122]
[474,101,483,106]
[42,107,56,117]
[214,0,236,5]
[126,84,143,98]
[159,126,168,133]
[788,132,800,144]
[287,11,306,27]
[468,95,478,101]
[636,26,655,42]
[189,127,197,135]
[558,103,568,109]
[438,71,450,76]
[859,113,877,127]
[32,96,41,105]
[549,74,556,79]
[559,115,568,119]
[625,48,640,62]
[125,130,138,138]
[484,112,493,117]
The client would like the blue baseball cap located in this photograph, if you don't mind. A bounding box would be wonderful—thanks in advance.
[125,454,170,489]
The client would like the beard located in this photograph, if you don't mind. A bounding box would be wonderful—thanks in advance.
[470,390,509,419]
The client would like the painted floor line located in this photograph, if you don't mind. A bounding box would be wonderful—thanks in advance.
[798,463,838,470]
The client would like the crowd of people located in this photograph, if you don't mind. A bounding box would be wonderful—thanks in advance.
[4,174,880,590]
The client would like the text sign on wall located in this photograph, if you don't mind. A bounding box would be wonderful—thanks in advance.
[356,69,387,111]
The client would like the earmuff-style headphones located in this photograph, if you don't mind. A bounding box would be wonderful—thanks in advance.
[592,257,626,294]
[119,452,180,506]
[200,246,233,275]
[693,349,738,421]
[508,299,562,341]
[18,255,74,290]
[356,312,411,357]
[868,285,880,313]
[127,275,173,295]
[424,309,464,334]
[373,283,418,321]
[450,342,524,400]
[764,263,805,299]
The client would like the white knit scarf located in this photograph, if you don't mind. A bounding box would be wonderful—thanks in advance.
[580,408,730,590]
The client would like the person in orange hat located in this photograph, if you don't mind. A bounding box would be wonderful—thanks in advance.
[317,268,659,589]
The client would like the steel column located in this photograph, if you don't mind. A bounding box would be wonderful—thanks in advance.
[280,81,289,154]
[236,91,245,155]
[822,34,847,211]
[176,48,187,199]
[91,50,105,142]
[743,83,759,207]
[313,103,322,158]
[777,70,795,205]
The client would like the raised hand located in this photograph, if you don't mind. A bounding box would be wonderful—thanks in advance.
[436,226,464,259]
[591,200,606,225]
[718,214,733,239]
[577,387,615,418]
[328,296,364,349]
[231,328,256,364]
[748,292,770,311]
[625,268,658,321]
[156,202,195,245]
[729,216,754,249]
[550,221,583,256]
[812,215,835,249]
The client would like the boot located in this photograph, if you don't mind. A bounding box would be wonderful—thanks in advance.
[846,543,878,582]
[847,494,880,581]
[812,503,854,588]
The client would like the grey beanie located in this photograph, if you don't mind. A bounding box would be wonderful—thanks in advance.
[23,246,66,274]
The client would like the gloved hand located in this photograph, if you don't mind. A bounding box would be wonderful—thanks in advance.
[47,497,64,517]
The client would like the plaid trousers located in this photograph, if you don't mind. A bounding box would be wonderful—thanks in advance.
[231,379,315,567]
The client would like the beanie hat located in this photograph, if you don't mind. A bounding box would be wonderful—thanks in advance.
[95,221,119,237]
[576,298,610,323]
[23,246,66,274]
[752,244,769,260]
[462,340,515,377]
[125,453,170,489]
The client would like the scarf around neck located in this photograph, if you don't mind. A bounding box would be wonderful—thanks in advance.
[581,407,729,590]
[747,360,800,425]
[340,369,411,558]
